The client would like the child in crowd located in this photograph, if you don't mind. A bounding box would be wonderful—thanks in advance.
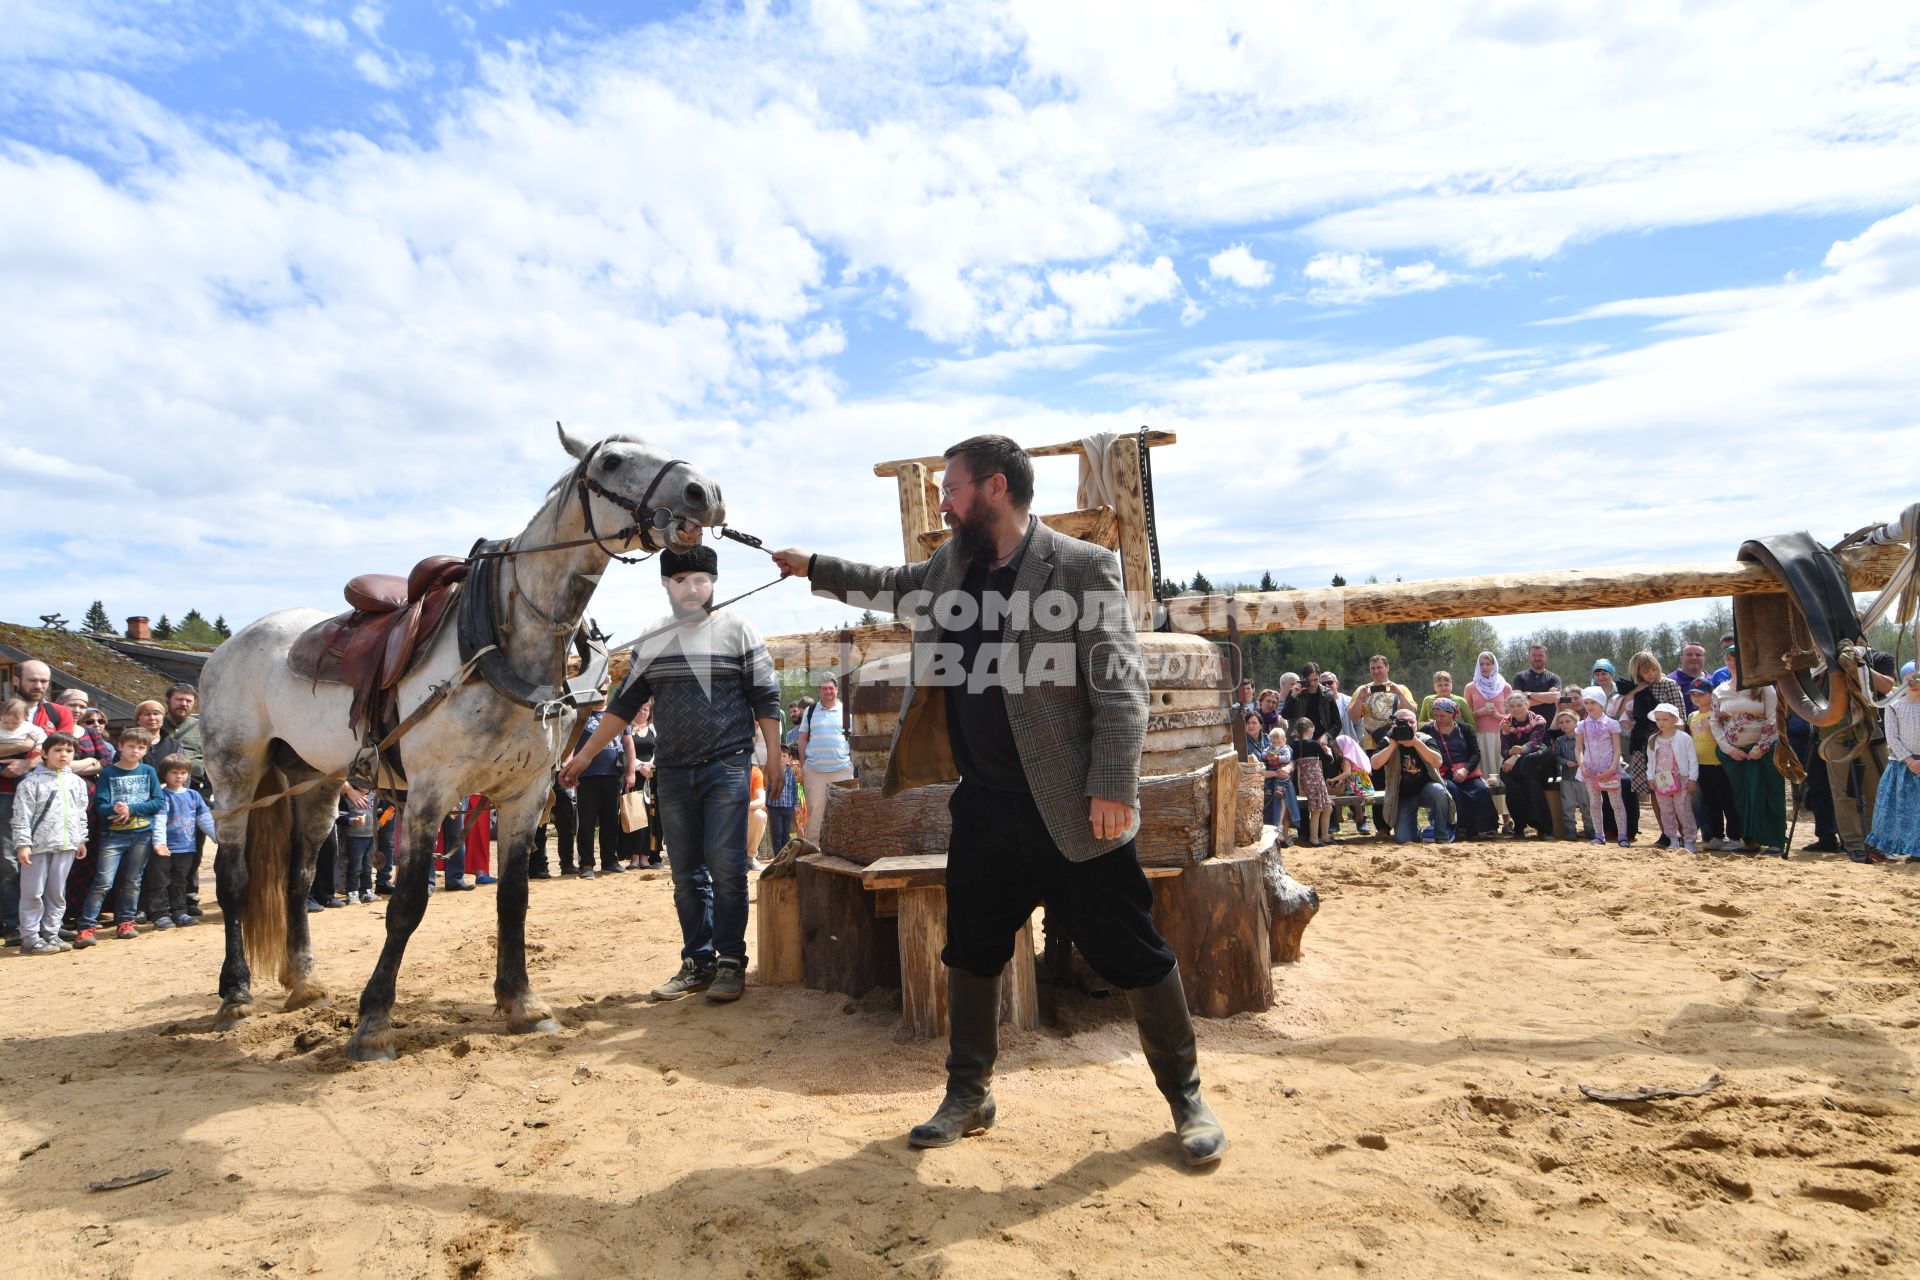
[1576,688,1630,847]
[1329,734,1372,824]
[75,726,165,946]
[747,760,769,866]
[767,744,800,856]
[1257,721,1297,843]
[0,697,47,762]
[156,754,214,925]
[1291,717,1333,846]
[1866,671,1920,861]
[9,732,88,954]
[1687,682,1739,851]
[1548,710,1592,840]
[1646,705,1700,853]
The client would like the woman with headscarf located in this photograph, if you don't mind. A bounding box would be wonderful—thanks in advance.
[1464,651,1514,833]
[1425,698,1497,839]
[1710,645,1786,857]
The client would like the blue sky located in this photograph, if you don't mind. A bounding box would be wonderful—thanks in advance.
[3,1,1919,651]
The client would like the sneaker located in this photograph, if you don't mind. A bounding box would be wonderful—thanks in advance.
[361,891,376,904]
[1684,841,1700,854]
[578,870,596,881]
[445,882,473,892]
[601,865,627,875]
[116,921,137,939]
[74,928,97,948]
[475,874,497,885]
[375,883,394,896]
[529,870,554,881]
[706,959,746,1003]
[57,927,75,941]
[306,900,324,912]
[20,941,52,956]
[50,938,73,952]
[650,959,715,1001]
[174,913,198,927]
[1591,838,1607,846]
[153,915,174,931]
[1619,839,1632,848]
[1763,846,1786,859]
[187,903,204,917]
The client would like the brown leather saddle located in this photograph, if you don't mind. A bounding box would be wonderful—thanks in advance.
[288,554,471,739]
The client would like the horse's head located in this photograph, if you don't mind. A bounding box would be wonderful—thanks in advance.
[557,424,726,553]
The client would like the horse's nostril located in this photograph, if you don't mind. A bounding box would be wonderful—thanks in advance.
[686,482,707,508]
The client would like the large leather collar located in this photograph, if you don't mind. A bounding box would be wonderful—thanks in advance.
[458,538,609,713]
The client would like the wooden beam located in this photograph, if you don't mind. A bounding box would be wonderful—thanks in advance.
[765,541,1910,669]
[916,505,1116,556]
[1158,542,1911,636]
[895,461,938,564]
[873,429,1178,478]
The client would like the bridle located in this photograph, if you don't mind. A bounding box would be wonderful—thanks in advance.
[574,438,697,565]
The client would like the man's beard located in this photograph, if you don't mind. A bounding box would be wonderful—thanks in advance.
[949,510,997,568]
[670,592,712,619]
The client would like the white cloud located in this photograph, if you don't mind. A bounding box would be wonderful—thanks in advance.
[1206,243,1272,288]
[1301,251,1461,304]
[1045,256,1184,329]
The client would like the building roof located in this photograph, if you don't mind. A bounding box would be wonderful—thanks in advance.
[0,622,181,721]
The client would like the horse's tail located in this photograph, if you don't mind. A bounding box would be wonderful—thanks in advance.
[242,767,293,989]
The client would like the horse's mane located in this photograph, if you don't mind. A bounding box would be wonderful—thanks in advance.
[540,433,659,505]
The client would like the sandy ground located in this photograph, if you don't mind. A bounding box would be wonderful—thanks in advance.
[3,838,1917,1279]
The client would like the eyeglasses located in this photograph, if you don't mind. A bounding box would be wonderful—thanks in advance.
[939,477,982,502]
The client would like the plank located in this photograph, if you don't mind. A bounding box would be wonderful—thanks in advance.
[1107,434,1154,628]
[755,875,804,985]
[1210,748,1238,859]
[862,853,950,891]
[873,430,1178,477]
[897,886,946,1038]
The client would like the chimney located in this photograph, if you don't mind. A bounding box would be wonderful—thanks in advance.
[126,616,151,642]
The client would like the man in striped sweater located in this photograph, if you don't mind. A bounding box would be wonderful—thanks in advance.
[562,544,782,1004]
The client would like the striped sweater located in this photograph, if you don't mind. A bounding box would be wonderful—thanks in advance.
[610,612,780,768]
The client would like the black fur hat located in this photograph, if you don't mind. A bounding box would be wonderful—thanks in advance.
[659,543,719,578]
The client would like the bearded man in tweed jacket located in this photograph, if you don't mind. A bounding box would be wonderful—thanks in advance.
[771,434,1226,1166]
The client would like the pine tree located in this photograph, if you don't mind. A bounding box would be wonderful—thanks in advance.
[1330,573,1347,588]
[153,613,174,640]
[1258,570,1277,592]
[1189,571,1214,595]
[214,615,231,638]
[857,610,879,626]
[174,609,223,646]
[83,600,113,634]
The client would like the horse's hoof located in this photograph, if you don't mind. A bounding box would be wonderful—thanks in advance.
[345,1032,397,1062]
[214,1000,253,1031]
[509,1016,562,1036]
[283,986,331,1012]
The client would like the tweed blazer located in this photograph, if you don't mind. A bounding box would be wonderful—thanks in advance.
[809,518,1148,862]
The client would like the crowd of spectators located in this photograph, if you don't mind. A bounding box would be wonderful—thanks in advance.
[1233,639,1920,862]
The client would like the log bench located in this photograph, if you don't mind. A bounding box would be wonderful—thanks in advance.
[861,854,1040,1039]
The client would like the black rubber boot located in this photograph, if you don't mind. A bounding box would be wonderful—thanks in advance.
[907,967,1000,1148]
[1126,964,1228,1166]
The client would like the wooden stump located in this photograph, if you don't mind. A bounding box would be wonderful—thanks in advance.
[755,873,804,985]
[1259,832,1321,963]
[798,853,899,997]
[1147,848,1274,1018]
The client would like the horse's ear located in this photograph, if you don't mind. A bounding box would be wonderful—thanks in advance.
[556,421,591,460]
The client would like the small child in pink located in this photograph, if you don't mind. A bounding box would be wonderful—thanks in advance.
[1646,704,1700,853]
[1575,687,1631,846]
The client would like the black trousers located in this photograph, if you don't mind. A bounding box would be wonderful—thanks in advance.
[943,781,1174,991]
[534,785,576,875]
[144,850,185,920]
[575,774,624,872]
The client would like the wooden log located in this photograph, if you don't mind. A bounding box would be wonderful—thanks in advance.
[798,853,899,997]
[819,778,954,866]
[1143,744,1234,777]
[1146,707,1233,734]
[1148,847,1274,1018]
[1210,749,1237,859]
[1259,833,1321,963]
[1159,542,1911,636]
[755,874,804,985]
[1145,722,1232,754]
[918,506,1116,556]
[896,885,945,1038]
[896,461,939,564]
[1107,433,1155,628]
[1002,915,1040,1032]
[873,430,1178,478]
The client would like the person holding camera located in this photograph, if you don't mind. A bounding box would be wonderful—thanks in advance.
[1368,708,1456,844]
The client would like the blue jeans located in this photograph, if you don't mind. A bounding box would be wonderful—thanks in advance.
[1393,784,1453,844]
[80,831,153,928]
[656,752,751,966]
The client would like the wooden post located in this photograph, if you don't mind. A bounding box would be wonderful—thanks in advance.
[1147,849,1274,1017]
[864,855,1038,1037]
[1106,434,1154,629]
[755,874,804,985]
[896,461,938,564]
[1210,747,1238,859]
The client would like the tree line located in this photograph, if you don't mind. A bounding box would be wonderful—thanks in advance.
[82,600,231,646]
